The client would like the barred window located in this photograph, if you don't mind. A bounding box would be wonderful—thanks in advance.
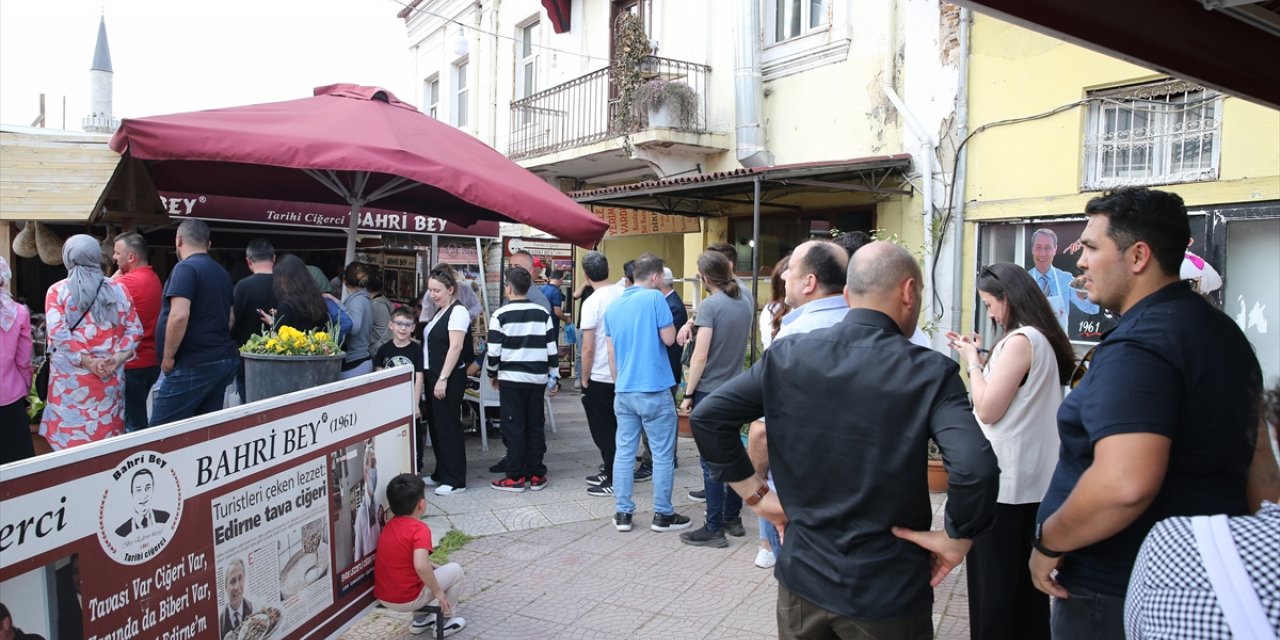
[1082,79,1221,190]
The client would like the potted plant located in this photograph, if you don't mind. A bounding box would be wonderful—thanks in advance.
[611,12,652,133]
[634,79,699,129]
[927,438,948,492]
[240,324,344,403]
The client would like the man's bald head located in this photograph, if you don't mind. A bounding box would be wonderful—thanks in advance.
[845,241,922,334]
[847,242,920,296]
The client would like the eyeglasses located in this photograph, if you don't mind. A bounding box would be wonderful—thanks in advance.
[392,321,415,328]
[1069,345,1097,389]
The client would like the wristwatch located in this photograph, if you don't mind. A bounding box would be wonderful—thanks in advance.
[1033,522,1064,558]
[745,483,770,506]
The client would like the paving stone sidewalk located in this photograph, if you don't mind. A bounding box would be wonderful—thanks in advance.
[338,388,970,639]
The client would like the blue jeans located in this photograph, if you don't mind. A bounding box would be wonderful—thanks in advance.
[613,390,677,516]
[150,358,238,427]
[694,390,741,531]
[123,366,160,432]
[761,515,781,554]
[1051,585,1125,640]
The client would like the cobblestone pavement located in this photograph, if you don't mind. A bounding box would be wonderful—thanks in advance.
[338,388,970,639]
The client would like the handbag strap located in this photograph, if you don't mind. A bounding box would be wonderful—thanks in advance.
[68,278,105,334]
[1190,514,1274,639]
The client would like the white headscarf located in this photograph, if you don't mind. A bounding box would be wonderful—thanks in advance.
[0,256,16,332]
[62,234,127,329]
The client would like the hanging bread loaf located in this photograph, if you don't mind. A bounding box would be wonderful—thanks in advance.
[35,222,64,265]
[12,222,37,258]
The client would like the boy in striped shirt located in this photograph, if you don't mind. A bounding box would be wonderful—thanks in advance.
[487,267,559,492]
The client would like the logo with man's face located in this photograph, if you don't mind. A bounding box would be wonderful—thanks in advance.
[97,451,183,564]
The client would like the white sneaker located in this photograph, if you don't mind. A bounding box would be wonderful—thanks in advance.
[434,484,466,496]
[410,613,436,634]
[421,474,440,486]
[441,616,466,637]
[754,547,776,569]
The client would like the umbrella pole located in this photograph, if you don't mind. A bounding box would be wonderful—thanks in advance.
[345,200,361,266]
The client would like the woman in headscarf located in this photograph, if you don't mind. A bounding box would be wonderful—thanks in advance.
[39,235,143,450]
[0,256,35,463]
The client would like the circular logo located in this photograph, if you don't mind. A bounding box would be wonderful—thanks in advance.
[97,450,183,565]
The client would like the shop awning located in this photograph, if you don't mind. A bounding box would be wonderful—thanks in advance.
[953,0,1280,110]
[541,0,572,33]
[570,155,914,217]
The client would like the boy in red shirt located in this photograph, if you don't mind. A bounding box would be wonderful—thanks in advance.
[373,473,467,636]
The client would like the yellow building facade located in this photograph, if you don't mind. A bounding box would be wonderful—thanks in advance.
[962,14,1280,380]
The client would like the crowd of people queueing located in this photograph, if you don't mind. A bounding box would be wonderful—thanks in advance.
[0,218,433,464]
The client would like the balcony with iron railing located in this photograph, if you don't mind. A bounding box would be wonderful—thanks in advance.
[509,56,714,161]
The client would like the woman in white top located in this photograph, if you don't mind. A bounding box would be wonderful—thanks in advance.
[946,262,1076,640]
[757,255,791,351]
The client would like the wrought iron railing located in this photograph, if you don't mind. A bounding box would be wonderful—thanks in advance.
[509,56,711,160]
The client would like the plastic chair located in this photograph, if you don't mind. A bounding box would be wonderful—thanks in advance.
[464,376,557,452]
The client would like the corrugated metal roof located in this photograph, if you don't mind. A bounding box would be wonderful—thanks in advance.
[570,155,913,200]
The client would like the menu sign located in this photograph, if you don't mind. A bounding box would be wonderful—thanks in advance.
[0,369,417,640]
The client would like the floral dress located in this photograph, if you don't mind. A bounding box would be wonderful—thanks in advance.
[39,278,143,450]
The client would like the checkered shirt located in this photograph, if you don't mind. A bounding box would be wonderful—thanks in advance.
[1125,501,1280,638]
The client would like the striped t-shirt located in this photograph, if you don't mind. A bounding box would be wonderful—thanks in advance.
[486,300,557,385]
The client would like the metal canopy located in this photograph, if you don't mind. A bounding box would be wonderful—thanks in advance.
[571,155,914,217]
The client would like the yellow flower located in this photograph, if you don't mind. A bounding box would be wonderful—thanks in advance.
[314,331,329,342]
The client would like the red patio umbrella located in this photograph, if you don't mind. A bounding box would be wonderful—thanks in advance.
[109,84,609,263]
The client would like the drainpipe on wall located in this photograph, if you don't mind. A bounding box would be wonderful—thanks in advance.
[734,0,773,168]
[950,7,972,335]
[882,1,937,337]
[485,1,498,147]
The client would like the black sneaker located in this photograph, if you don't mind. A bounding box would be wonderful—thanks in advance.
[586,482,613,497]
[614,512,633,532]
[688,489,706,502]
[488,459,507,473]
[724,518,746,537]
[634,463,653,483]
[585,474,609,486]
[651,512,693,532]
[680,525,729,548]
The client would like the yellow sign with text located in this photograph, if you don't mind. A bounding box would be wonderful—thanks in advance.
[591,206,700,237]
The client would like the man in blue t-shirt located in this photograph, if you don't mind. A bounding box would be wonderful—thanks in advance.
[150,219,239,426]
[1030,188,1264,639]
[539,269,567,340]
[603,253,691,534]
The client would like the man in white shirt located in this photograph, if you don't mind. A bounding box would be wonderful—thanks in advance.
[578,252,627,496]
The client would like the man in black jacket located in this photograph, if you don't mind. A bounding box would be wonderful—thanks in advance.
[691,241,998,639]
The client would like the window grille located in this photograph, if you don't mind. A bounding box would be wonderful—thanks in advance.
[1083,79,1221,189]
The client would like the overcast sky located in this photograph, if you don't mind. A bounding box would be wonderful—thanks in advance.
[0,0,416,129]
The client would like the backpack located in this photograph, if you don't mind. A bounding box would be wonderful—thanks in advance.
[325,297,354,347]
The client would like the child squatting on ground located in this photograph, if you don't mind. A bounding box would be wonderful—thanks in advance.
[373,473,467,636]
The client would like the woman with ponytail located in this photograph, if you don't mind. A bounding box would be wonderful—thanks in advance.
[679,250,755,548]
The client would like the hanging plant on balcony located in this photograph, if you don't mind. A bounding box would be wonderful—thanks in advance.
[611,11,652,134]
[634,79,699,129]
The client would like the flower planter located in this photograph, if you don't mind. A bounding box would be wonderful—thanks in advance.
[927,459,949,493]
[677,409,693,438]
[242,352,344,403]
[647,102,679,129]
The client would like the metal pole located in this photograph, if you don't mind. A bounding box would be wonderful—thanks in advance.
[475,236,490,318]
[750,175,761,363]
[344,200,360,266]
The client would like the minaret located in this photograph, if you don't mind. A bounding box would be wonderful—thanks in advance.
[83,15,119,133]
